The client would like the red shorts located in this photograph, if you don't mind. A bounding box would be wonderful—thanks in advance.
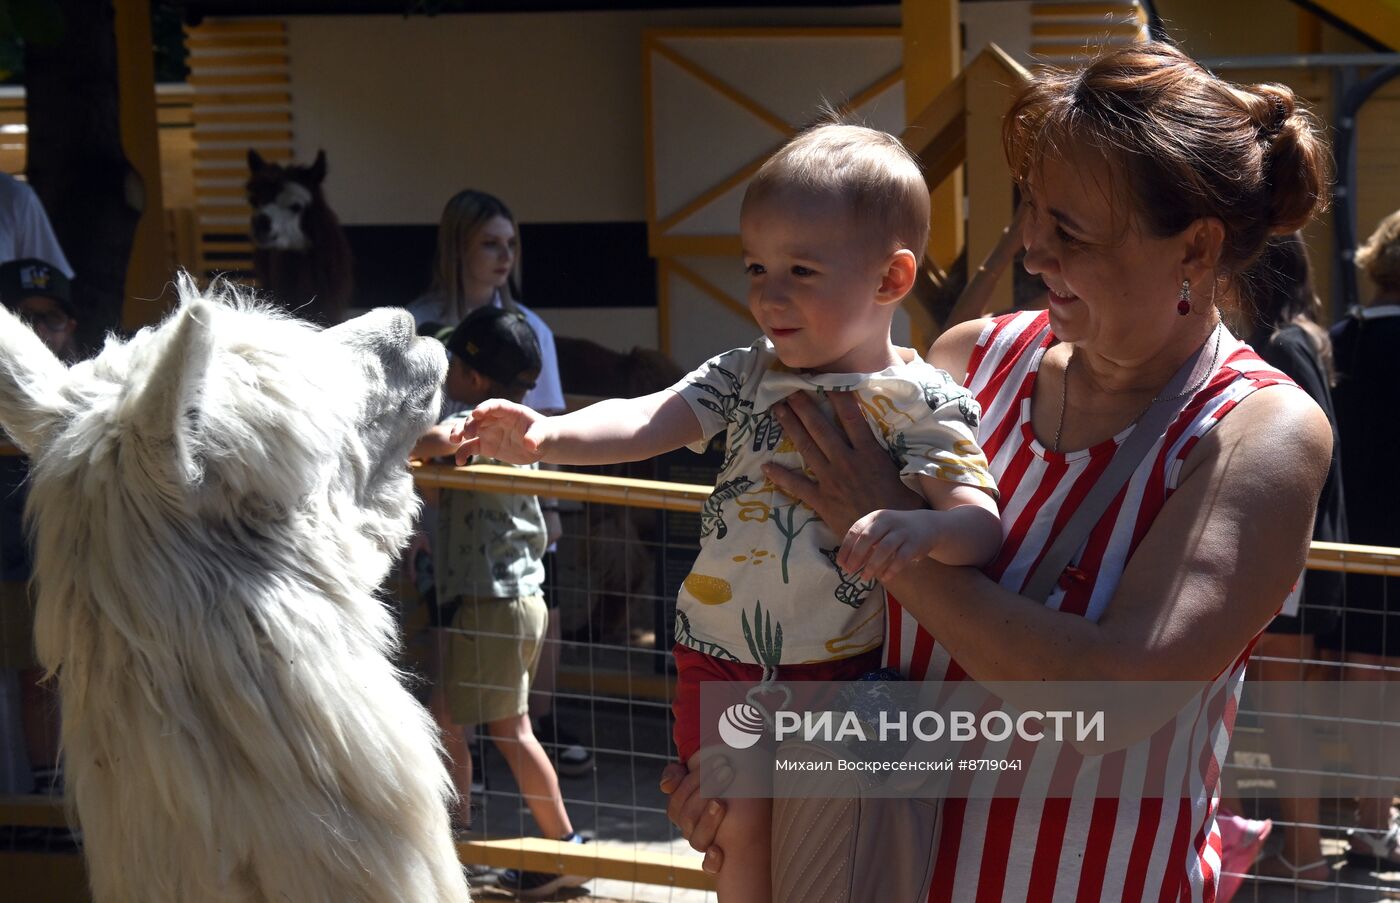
[670,643,884,763]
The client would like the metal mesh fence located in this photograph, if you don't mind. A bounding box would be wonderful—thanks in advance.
[5,462,1400,901]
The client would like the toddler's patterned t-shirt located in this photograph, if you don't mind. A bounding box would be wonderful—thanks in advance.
[670,339,996,666]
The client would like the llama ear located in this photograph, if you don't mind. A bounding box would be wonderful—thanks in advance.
[248,148,266,173]
[125,298,216,486]
[309,150,327,184]
[0,305,73,455]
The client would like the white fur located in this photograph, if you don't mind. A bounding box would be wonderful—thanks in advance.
[253,183,313,250]
[0,275,468,903]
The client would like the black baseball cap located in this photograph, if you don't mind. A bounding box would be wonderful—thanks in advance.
[444,305,542,392]
[0,258,73,314]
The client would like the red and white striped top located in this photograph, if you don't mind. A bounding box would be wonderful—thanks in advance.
[884,311,1297,903]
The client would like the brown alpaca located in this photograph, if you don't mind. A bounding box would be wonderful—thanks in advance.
[246,149,354,326]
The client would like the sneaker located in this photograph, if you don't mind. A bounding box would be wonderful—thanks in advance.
[1345,823,1400,869]
[496,832,589,898]
[536,716,594,778]
[460,862,496,886]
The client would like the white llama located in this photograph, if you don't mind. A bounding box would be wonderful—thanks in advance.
[0,276,470,903]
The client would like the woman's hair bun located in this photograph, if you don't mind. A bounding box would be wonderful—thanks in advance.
[1251,82,1331,236]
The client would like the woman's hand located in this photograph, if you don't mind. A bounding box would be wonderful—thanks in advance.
[761,391,924,535]
[659,760,731,875]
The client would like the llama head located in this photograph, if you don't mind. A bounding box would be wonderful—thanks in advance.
[247,149,329,251]
[0,274,445,599]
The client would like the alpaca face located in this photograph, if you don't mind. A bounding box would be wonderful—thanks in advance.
[246,149,328,252]
[250,181,314,251]
[0,276,445,594]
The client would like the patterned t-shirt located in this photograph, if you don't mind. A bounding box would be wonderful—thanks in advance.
[670,338,995,666]
[436,412,547,601]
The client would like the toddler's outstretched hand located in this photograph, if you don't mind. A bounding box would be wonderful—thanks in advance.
[452,399,549,465]
[838,509,940,582]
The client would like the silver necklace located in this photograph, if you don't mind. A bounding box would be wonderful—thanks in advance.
[1053,323,1223,454]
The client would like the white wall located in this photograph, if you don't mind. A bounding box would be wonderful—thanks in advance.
[286,7,898,227]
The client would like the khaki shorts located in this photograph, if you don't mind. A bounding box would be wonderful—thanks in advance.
[0,580,37,670]
[442,594,547,728]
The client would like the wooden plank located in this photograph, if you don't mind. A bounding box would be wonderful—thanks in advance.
[196,205,252,219]
[200,245,254,258]
[156,107,194,126]
[190,92,291,107]
[1032,2,1138,15]
[192,110,292,125]
[1308,541,1400,577]
[194,147,290,161]
[964,48,1026,320]
[668,258,754,324]
[191,130,293,145]
[458,837,712,891]
[186,33,287,50]
[198,185,249,198]
[188,73,291,88]
[651,42,791,136]
[905,0,963,272]
[650,234,744,257]
[1032,21,1142,36]
[187,19,285,35]
[193,172,253,184]
[1031,44,1095,57]
[187,53,289,69]
[899,67,966,159]
[412,463,710,512]
[655,151,778,235]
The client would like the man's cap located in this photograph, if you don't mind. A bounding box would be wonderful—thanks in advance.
[0,258,72,313]
[444,305,542,391]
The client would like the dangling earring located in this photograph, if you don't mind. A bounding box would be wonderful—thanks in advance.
[1177,279,1191,316]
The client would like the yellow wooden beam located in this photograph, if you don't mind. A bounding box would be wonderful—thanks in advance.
[964,46,1031,320]
[459,836,713,891]
[0,796,714,894]
[668,257,754,324]
[1307,541,1400,576]
[412,462,710,512]
[115,0,171,332]
[904,0,963,292]
[1298,8,1323,54]
[1299,0,1400,50]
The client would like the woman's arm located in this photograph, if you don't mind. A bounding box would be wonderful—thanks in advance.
[764,385,1330,683]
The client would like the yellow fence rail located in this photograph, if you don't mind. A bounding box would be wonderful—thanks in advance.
[416,463,1400,576]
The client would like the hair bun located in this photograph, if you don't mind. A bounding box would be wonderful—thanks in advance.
[1252,84,1294,139]
[1251,83,1330,236]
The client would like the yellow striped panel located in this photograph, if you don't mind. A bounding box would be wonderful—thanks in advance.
[186,17,292,282]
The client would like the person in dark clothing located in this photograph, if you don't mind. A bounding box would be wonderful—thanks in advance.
[1245,233,1347,637]
[1237,232,1347,882]
[1330,209,1400,864]
[0,258,78,796]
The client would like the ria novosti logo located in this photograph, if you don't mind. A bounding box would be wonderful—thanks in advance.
[717,703,766,749]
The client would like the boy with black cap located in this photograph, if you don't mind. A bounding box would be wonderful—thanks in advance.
[0,258,77,363]
[410,305,586,897]
[0,257,75,801]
